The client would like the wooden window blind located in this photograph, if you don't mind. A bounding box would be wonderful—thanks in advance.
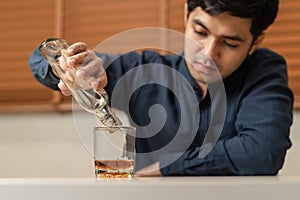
[64,0,161,48]
[0,0,299,112]
[0,0,58,111]
[261,0,300,108]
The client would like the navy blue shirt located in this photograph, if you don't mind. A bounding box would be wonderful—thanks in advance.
[29,47,293,175]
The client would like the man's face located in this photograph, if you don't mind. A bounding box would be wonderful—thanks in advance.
[184,7,259,85]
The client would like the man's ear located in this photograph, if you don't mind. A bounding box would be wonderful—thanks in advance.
[184,3,188,27]
[249,33,265,54]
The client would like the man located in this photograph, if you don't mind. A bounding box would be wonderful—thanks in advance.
[29,0,293,176]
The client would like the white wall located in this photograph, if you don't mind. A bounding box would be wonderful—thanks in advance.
[0,111,299,177]
[281,111,300,175]
[0,112,94,178]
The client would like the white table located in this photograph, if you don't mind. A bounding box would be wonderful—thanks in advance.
[0,176,299,200]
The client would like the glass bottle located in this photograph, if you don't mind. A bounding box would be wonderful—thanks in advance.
[39,38,122,130]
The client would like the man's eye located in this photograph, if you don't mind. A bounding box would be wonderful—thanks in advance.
[194,29,207,37]
[224,41,239,48]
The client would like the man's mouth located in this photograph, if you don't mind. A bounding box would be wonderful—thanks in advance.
[193,61,218,75]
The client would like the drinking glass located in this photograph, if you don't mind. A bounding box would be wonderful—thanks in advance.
[93,126,136,178]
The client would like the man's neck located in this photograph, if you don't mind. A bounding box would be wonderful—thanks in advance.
[198,82,208,98]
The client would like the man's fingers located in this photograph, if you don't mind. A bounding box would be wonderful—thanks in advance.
[97,70,108,89]
[91,70,107,89]
[67,51,88,67]
[76,53,104,79]
[57,42,107,94]
[58,80,72,96]
[67,42,87,56]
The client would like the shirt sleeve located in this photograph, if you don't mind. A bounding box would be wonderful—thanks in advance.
[28,46,60,90]
[160,50,294,176]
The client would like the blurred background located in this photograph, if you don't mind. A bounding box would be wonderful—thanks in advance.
[0,0,299,177]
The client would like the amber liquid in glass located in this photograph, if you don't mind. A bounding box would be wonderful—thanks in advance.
[95,160,134,178]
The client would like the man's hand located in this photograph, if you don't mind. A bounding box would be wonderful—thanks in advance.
[134,162,162,177]
[57,42,107,96]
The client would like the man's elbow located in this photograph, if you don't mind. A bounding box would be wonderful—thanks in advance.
[237,149,287,175]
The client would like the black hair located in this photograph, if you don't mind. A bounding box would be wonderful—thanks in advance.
[187,0,279,40]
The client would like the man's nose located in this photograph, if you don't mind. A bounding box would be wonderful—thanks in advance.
[201,38,219,60]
